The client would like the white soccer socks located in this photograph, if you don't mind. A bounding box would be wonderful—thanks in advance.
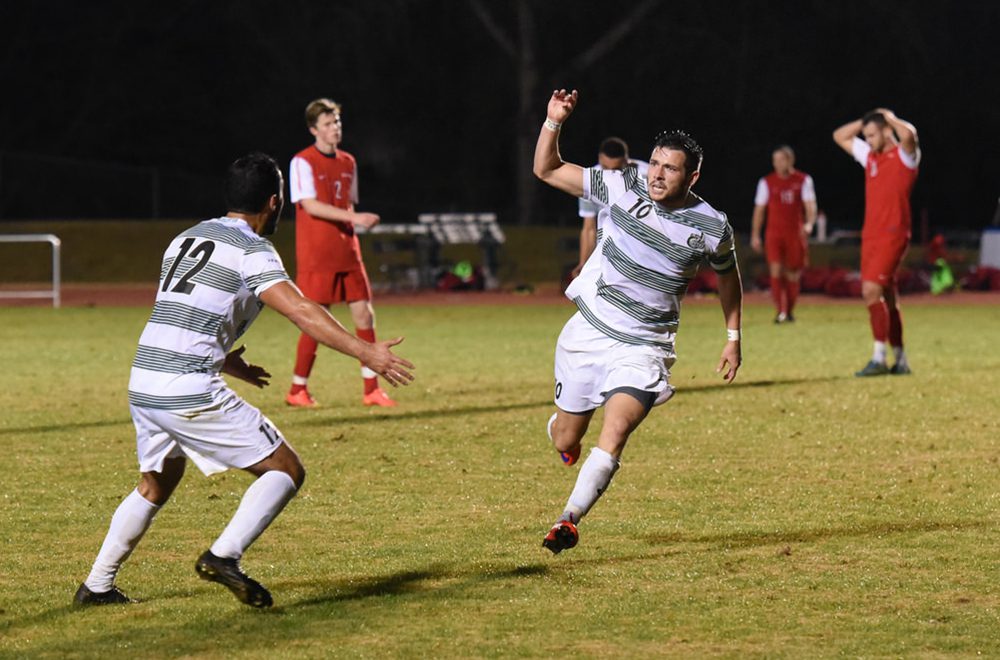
[872,340,888,364]
[85,489,161,593]
[210,470,297,560]
[561,447,620,524]
[893,345,909,368]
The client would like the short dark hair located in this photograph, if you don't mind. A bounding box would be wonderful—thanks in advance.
[224,153,282,213]
[862,111,887,128]
[599,137,628,159]
[652,130,703,174]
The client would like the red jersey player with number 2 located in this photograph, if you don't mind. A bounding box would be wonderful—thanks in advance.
[833,108,920,377]
[286,98,398,407]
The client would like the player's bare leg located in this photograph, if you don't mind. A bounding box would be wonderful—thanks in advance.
[768,261,788,322]
[544,393,648,554]
[196,442,304,608]
[75,457,187,606]
[547,408,593,466]
[350,299,396,407]
[857,280,890,376]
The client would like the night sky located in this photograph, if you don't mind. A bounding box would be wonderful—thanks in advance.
[2,1,997,238]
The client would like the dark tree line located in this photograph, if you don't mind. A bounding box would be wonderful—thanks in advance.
[1,1,997,234]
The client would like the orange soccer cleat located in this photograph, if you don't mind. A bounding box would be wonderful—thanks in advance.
[285,388,318,407]
[363,388,397,407]
[542,519,579,555]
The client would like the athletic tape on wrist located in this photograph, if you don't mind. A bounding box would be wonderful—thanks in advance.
[727,328,741,341]
[543,118,561,132]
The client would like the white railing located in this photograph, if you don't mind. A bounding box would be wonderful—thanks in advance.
[0,234,61,307]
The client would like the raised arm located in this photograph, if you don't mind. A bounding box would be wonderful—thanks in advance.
[532,89,585,197]
[259,281,413,386]
[875,107,918,157]
[832,118,863,155]
[715,265,744,383]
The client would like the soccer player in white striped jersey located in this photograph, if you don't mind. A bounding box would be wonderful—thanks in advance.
[74,153,413,608]
[533,90,743,554]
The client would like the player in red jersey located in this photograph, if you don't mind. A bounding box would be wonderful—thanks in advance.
[286,98,397,407]
[750,146,817,323]
[833,108,920,376]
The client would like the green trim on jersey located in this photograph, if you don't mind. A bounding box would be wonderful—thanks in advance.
[128,390,215,410]
[573,296,674,351]
[589,169,610,205]
[244,240,279,255]
[161,257,243,294]
[133,344,215,374]
[148,300,225,336]
[602,238,691,295]
[609,205,703,268]
[244,270,289,292]
[181,223,257,249]
[596,277,680,328]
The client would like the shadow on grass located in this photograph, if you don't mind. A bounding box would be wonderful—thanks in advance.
[0,418,131,436]
[289,399,553,427]
[644,518,989,549]
[680,374,848,395]
[286,562,549,609]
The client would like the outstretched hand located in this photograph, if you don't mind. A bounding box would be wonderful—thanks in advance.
[362,336,415,387]
[547,89,579,124]
[223,345,272,388]
[716,341,742,383]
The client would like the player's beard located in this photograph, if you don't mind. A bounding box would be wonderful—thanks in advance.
[262,209,281,236]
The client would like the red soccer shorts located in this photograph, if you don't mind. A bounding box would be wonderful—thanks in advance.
[861,234,909,286]
[765,231,808,271]
[296,267,372,304]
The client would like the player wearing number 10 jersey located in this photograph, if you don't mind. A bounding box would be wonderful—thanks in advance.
[533,89,743,554]
[75,153,413,609]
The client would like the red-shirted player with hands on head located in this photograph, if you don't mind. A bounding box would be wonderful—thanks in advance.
[833,108,920,377]
[286,98,398,407]
[750,146,817,323]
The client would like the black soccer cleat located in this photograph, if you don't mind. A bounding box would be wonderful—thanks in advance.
[542,520,579,555]
[195,550,273,608]
[73,583,135,606]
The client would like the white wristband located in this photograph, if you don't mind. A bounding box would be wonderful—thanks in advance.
[543,118,561,132]
[727,328,741,341]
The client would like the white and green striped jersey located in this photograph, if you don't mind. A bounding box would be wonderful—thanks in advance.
[566,164,737,355]
[127,217,291,410]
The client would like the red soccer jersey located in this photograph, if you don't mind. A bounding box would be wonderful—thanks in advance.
[290,146,363,273]
[855,141,919,240]
[758,170,813,236]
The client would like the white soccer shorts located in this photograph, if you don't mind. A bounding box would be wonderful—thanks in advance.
[553,312,675,414]
[131,388,286,476]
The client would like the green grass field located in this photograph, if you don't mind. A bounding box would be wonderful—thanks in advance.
[2,299,1000,658]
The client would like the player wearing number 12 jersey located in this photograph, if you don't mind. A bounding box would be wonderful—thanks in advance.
[75,153,413,608]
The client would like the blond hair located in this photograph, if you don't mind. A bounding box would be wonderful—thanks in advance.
[305,98,342,128]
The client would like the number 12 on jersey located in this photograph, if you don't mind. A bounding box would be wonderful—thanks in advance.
[162,238,216,294]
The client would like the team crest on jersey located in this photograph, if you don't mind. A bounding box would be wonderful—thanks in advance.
[686,232,706,251]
